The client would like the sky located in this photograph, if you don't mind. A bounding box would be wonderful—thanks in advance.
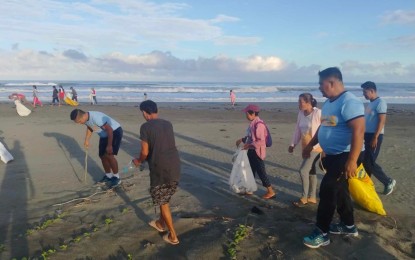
[0,0,414,82]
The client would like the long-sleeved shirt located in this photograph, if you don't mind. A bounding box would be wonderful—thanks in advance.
[290,107,322,152]
[246,117,267,160]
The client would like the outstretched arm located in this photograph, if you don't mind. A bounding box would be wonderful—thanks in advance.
[84,126,93,149]
[133,140,149,166]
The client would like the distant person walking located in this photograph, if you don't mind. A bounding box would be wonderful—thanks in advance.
[230,90,236,107]
[236,104,276,199]
[58,85,65,106]
[144,93,148,101]
[51,86,59,106]
[302,67,365,249]
[361,81,396,195]
[32,85,43,108]
[70,109,123,188]
[90,88,97,105]
[133,100,181,245]
[70,87,78,102]
[289,93,322,207]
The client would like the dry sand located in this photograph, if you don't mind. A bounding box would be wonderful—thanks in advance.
[0,101,414,259]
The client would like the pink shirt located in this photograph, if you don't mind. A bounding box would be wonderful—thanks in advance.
[230,92,236,101]
[247,117,267,160]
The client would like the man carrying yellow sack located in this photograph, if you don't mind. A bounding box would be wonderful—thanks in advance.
[302,67,365,249]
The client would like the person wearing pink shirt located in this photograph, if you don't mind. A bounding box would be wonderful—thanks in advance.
[236,104,276,199]
[230,90,236,107]
[289,93,322,207]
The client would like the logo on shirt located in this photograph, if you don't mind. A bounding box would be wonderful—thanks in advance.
[321,115,338,126]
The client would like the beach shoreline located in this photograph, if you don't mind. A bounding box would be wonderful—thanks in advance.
[0,102,414,259]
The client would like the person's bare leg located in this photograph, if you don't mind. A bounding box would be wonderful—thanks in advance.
[160,203,178,242]
[156,215,166,230]
[107,155,119,173]
[101,156,112,173]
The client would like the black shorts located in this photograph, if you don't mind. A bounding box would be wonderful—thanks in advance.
[99,127,123,157]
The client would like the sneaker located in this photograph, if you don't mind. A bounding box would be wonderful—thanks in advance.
[384,179,396,195]
[96,175,112,185]
[303,228,330,249]
[108,177,121,188]
[329,222,358,237]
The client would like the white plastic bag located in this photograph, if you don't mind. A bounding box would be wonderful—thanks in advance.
[0,141,14,164]
[229,149,257,193]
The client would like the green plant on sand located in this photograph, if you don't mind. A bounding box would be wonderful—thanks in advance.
[227,224,251,260]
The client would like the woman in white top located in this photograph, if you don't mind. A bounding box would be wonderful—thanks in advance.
[289,93,322,207]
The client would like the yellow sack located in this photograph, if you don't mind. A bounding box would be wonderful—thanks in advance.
[348,164,386,216]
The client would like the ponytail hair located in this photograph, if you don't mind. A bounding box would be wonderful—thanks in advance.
[299,93,317,107]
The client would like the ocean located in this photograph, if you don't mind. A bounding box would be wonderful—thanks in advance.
[1,81,414,104]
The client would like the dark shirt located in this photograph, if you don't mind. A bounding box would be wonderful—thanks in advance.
[140,118,181,187]
[72,89,77,96]
[53,89,58,98]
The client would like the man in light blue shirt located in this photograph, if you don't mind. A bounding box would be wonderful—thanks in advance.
[70,109,123,188]
[302,67,365,249]
[361,81,396,195]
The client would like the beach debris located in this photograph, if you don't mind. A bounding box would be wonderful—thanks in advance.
[51,190,108,207]
[251,206,264,215]
[143,240,155,248]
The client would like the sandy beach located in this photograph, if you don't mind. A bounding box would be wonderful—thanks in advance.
[0,101,414,259]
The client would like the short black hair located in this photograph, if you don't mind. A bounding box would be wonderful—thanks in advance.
[140,100,158,114]
[70,109,85,120]
[318,67,343,82]
[361,81,377,91]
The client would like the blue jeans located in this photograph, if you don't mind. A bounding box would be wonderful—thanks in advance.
[363,133,391,186]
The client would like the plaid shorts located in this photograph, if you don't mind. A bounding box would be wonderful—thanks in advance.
[149,182,178,206]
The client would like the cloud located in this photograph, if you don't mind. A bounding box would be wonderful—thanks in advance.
[63,49,88,61]
[210,14,240,24]
[380,10,415,25]
[0,48,413,82]
[341,60,415,82]
[0,0,257,53]
[337,43,372,50]
[389,34,415,49]
[213,36,262,46]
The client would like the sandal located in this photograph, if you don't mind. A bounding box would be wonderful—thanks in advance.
[292,199,308,208]
[262,193,276,199]
[163,233,180,245]
[148,220,165,232]
[307,198,317,204]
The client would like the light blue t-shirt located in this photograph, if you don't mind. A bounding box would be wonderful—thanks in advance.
[85,111,121,138]
[365,97,387,134]
[318,91,365,155]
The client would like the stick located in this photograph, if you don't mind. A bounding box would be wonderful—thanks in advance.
[84,149,88,183]
[52,191,107,206]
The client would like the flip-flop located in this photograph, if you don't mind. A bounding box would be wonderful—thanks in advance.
[307,199,317,204]
[262,193,276,200]
[292,200,308,208]
[148,220,165,232]
[163,233,180,245]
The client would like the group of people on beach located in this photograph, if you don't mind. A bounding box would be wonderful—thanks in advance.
[9,85,98,108]
[234,67,395,249]
[68,66,395,248]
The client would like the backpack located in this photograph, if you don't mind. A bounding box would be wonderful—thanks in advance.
[254,121,272,147]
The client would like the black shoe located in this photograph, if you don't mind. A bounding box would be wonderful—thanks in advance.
[108,177,121,188]
[96,175,112,185]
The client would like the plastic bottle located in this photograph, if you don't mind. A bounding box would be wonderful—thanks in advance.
[122,160,136,174]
